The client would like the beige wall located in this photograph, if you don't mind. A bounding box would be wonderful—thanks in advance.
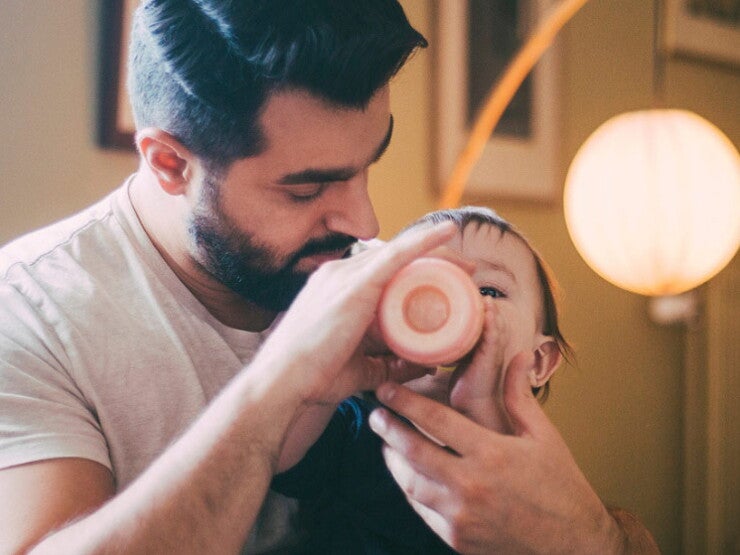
[1,1,738,552]
[0,1,137,244]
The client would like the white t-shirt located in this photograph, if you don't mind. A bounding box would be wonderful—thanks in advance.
[0,179,299,553]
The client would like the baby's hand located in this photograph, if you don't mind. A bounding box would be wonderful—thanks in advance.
[448,298,512,432]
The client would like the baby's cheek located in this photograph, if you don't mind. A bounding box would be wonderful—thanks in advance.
[493,310,530,357]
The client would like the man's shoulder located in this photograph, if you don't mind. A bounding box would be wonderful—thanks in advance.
[0,190,120,279]
[0,185,143,330]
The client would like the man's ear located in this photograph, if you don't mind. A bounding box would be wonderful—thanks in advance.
[529,339,562,389]
[136,128,193,196]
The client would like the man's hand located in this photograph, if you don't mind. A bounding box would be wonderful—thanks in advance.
[368,353,660,554]
[253,221,457,406]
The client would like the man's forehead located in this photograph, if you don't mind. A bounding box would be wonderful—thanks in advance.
[255,88,392,168]
[260,87,390,131]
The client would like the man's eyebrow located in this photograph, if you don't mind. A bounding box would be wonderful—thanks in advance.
[277,115,394,186]
[278,167,357,185]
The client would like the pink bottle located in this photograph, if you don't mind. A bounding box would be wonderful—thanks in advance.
[378,257,484,366]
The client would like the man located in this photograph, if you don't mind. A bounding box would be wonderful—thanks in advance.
[0,1,657,553]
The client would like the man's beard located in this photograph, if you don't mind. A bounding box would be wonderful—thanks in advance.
[188,180,357,312]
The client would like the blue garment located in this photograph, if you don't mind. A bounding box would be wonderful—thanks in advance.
[272,398,457,554]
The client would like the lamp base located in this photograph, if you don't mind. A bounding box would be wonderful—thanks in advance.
[647,290,700,325]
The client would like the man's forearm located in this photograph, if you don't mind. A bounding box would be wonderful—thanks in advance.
[30,365,303,555]
[278,403,338,472]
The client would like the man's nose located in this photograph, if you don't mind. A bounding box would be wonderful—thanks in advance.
[324,171,380,240]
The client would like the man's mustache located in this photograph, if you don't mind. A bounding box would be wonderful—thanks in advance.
[291,233,358,262]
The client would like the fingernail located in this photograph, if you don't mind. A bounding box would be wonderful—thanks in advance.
[377,382,396,403]
[392,359,407,371]
[368,409,386,433]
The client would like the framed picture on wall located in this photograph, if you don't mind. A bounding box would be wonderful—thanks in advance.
[663,0,740,67]
[433,0,562,203]
[98,0,137,150]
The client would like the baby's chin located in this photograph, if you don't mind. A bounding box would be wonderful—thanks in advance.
[448,378,513,434]
[404,369,510,434]
[404,368,452,404]
[450,400,512,435]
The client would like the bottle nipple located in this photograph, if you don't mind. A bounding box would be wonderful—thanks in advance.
[378,257,484,366]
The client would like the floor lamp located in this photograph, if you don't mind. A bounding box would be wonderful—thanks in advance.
[438,0,740,322]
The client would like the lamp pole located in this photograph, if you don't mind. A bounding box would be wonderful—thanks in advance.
[438,0,591,209]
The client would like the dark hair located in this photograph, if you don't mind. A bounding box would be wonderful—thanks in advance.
[405,206,575,402]
[127,0,427,171]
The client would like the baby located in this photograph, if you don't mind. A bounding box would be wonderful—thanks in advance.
[271,206,572,554]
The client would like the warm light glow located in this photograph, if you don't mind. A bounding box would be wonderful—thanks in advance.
[564,110,740,296]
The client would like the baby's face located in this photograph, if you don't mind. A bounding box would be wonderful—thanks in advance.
[408,224,547,406]
[454,224,545,362]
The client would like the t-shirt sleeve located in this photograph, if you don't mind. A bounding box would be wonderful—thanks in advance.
[0,281,111,471]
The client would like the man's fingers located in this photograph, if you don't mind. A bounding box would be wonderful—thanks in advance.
[361,221,457,284]
[405,500,451,545]
[380,443,449,509]
[357,356,431,391]
[422,245,476,275]
[370,404,483,543]
[372,383,487,456]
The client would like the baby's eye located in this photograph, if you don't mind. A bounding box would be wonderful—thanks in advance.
[479,286,505,299]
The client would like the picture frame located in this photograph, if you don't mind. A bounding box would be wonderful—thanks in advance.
[663,0,740,67]
[433,0,562,203]
[98,0,137,150]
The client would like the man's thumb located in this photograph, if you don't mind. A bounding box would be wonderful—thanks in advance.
[503,351,546,437]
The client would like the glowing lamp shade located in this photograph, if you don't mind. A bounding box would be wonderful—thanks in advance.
[564,110,740,296]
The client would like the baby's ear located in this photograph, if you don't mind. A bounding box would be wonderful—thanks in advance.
[529,339,562,388]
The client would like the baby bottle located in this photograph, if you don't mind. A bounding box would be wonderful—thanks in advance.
[377,257,484,366]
